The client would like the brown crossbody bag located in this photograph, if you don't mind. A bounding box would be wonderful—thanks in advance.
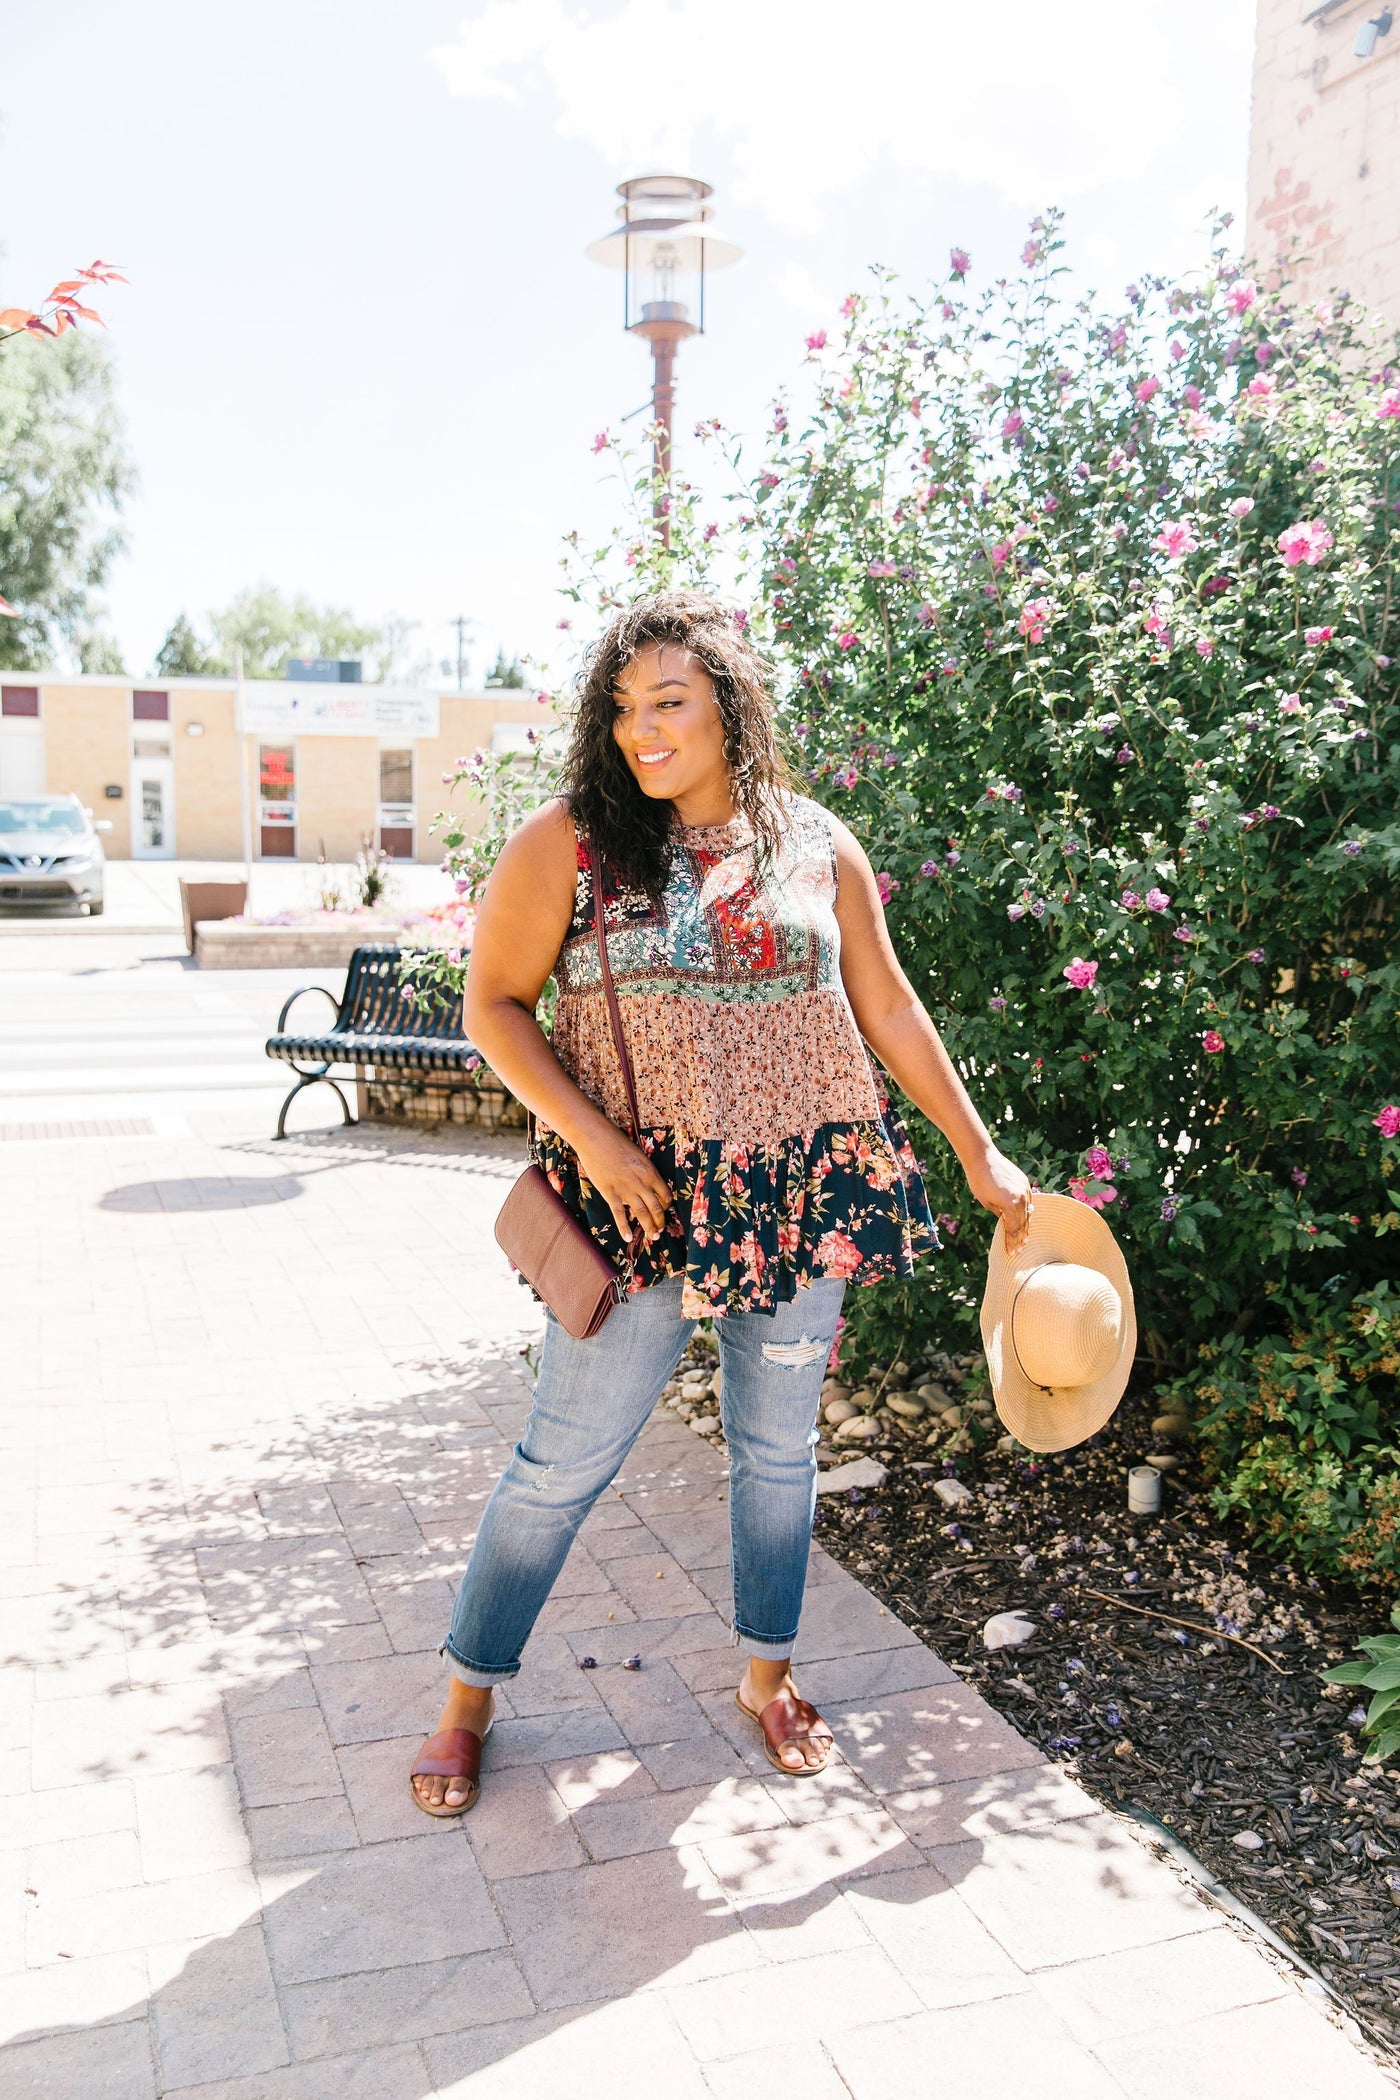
[493,846,646,1339]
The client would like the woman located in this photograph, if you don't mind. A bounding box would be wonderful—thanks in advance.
[411,591,1031,1814]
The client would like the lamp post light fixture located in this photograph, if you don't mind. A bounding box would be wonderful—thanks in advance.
[586,174,742,545]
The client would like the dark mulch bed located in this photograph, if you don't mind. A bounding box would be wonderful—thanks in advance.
[809,1365,1400,2061]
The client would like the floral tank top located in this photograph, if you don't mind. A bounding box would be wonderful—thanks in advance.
[535,796,937,1319]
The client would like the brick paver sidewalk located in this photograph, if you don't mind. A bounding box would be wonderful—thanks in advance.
[2,1111,1392,2098]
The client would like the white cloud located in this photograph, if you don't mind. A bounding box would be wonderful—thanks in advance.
[433,0,1254,235]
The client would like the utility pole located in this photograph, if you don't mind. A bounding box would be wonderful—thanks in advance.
[449,616,472,690]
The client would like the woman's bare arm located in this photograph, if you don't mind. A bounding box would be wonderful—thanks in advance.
[829,816,1032,1250]
[462,800,673,1240]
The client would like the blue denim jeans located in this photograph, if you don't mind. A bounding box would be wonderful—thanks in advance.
[443,1274,847,1685]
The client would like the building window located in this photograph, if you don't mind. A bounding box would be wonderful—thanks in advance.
[132,690,170,721]
[380,748,413,806]
[1,687,40,717]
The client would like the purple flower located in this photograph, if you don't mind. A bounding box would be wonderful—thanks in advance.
[1145,888,1171,913]
[1161,1196,1178,1222]
[1120,888,1141,910]
[989,995,1007,1012]
[622,1655,642,1671]
[949,247,971,278]
[1030,898,1047,919]
[1341,839,1363,856]
[920,859,940,878]
[578,1655,598,1669]
[945,849,961,866]
[1246,947,1266,963]
[1007,903,1027,921]
[1292,1167,1308,1187]
[1173,923,1193,942]
[1116,745,1135,764]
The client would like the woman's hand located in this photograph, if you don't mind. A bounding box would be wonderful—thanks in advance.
[573,1120,674,1245]
[963,1145,1034,1254]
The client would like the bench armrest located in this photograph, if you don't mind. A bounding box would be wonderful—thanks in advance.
[275,984,341,1033]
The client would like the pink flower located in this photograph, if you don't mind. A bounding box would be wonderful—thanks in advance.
[920,859,939,877]
[1142,607,1170,639]
[591,431,610,454]
[835,632,858,651]
[1021,239,1043,266]
[1292,1167,1308,1186]
[1007,903,1027,921]
[1278,691,1303,714]
[1085,1145,1114,1179]
[1145,887,1171,913]
[1170,338,1186,362]
[1278,519,1334,568]
[949,247,971,278]
[989,540,1012,572]
[1374,1105,1400,1139]
[1304,625,1333,646]
[758,470,780,489]
[1135,377,1161,403]
[1108,325,1127,353]
[1020,598,1053,643]
[1225,278,1257,315]
[1001,409,1024,438]
[1377,389,1400,420]
[1183,384,1203,409]
[840,293,858,318]
[1229,497,1255,518]
[1202,1030,1225,1054]
[867,559,896,577]
[917,601,937,626]
[1120,889,1141,910]
[805,330,827,352]
[1063,958,1099,990]
[1246,374,1274,399]
[1154,520,1199,559]
[814,1228,865,1279]
[875,871,900,904]
[1196,638,1215,659]
[1069,1176,1117,1210]
[1174,923,1193,942]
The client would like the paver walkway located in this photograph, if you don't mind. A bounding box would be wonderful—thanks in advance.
[2,944,1393,2098]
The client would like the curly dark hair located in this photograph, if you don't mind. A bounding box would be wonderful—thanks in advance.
[562,590,797,897]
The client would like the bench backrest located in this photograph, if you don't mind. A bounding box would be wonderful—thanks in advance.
[339,945,468,1039]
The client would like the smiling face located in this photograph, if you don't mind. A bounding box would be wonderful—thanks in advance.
[611,642,734,824]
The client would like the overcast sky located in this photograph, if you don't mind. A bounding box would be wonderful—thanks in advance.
[5,0,1254,684]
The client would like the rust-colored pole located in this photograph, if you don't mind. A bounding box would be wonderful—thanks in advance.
[651,335,675,549]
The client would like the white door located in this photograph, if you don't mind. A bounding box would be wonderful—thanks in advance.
[0,718,45,796]
[130,758,176,858]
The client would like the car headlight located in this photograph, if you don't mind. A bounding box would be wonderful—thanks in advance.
[55,850,96,870]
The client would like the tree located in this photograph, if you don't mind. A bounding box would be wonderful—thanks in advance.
[0,331,133,670]
[204,585,381,680]
[153,613,221,677]
[486,648,526,689]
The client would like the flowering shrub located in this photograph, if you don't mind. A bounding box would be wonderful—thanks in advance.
[1168,1280,1400,1592]
[730,213,1397,1387]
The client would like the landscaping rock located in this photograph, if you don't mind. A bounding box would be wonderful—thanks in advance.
[932,1477,972,1508]
[834,1414,881,1444]
[983,1610,1037,1650]
[816,1456,888,1495]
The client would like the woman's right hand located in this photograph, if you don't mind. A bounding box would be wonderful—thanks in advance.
[573,1119,674,1244]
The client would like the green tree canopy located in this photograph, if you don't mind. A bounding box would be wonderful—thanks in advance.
[486,648,526,689]
[0,332,133,671]
[153,591,432,682]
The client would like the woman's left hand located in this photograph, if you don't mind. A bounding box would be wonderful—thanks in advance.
[964,1146,1034,1254]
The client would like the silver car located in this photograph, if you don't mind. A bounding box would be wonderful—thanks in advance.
[0,794,109,914]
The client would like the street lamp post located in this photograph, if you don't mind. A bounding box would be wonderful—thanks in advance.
[586,174,742,547]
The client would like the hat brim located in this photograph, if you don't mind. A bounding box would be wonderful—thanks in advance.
[979,1192,1136,1453]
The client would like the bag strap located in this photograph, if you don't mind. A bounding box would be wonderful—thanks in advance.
[590,846,642,1140]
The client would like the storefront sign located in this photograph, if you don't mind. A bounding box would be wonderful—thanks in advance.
[237,686,440,738]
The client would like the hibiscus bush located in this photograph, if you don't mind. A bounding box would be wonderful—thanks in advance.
[724,213,1399,1398]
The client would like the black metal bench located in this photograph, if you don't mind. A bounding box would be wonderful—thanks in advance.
[265,943,492,1140]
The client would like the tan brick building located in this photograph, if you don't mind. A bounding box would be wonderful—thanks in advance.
[1248,0,1400,316]
[0,675,554,861]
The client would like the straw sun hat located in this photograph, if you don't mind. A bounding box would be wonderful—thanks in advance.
[979,1192,1137,1454]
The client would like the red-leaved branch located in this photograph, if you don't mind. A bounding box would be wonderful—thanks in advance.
[0,259,128,344]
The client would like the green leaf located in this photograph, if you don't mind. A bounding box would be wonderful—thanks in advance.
[1321,1660,1373,1685]
[1360,1659,1400,1692]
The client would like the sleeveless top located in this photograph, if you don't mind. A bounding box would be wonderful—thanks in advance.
[534,796,937,1320]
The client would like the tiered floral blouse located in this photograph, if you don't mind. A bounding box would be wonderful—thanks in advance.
[535,797,937,1319]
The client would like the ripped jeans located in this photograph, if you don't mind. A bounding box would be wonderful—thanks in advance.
[442,1274,847,1684]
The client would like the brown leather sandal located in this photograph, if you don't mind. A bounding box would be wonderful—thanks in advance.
[735,1687,835,1775]
[409,1722,491,1818]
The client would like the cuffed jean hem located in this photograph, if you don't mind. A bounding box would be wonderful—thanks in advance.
[441,1639,520,1689]
[734,1627,798,1661]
